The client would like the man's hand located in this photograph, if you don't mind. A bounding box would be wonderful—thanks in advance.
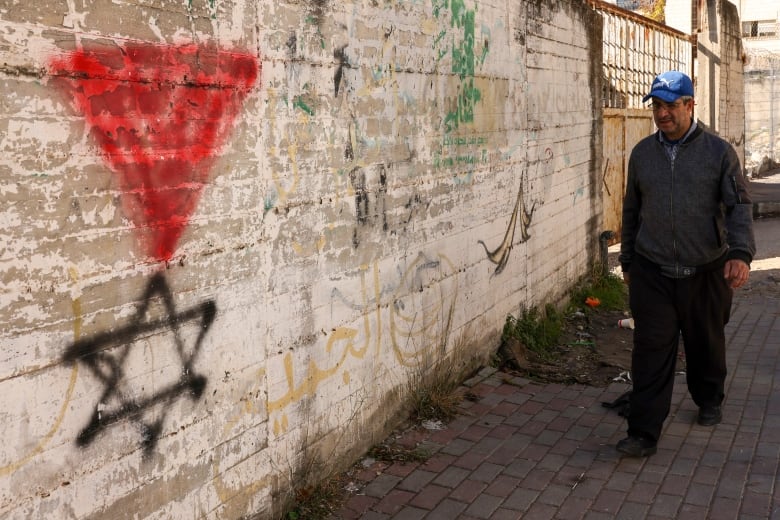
[724,259,750,289]
[622,271,630,285]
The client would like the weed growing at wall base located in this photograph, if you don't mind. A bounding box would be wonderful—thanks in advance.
[570,267,627,312]
[406,356,466,424]
[502,304,565,362]
[283,474,349,520]
[501,269,628,365]
[280,334,482,520]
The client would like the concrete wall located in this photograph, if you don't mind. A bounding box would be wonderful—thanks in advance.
[664,0,693,34]
[736,0,780,24]
[744,52,780,172]
[0,0,603,518]
[741,0,780,173]
[696,0,746,164]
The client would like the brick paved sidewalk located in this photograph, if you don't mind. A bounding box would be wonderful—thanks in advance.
[330,291,780,520]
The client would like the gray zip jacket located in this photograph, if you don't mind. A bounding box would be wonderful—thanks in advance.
[619,121,756,277]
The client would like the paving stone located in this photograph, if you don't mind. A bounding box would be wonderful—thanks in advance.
[348,288,780,519]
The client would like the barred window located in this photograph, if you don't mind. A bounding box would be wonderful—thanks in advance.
[742,20,777,38]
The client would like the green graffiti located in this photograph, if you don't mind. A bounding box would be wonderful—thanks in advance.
[432,0,486,133]
[450,4,474,77]
[432,0,447,18]
[264,192,278,214]
[443,78,481,133]
[304,15,327,49]
[433,149,489,168]
[293,96,315,116]
[371,65,385,81]
[442,134,488,147]
[453,172,474,185]
[479,25,491,64]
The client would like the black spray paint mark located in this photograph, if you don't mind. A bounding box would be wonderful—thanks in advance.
[378,165,388,232]
[286,34,297,58]
[350,167,369,226]
[334,45,348,96]
[349,165,392,247]
[63,272,216,455]
[308,0,329,25]
[404,192,429,229]
[478,184,536,275]
[349,167,368,248]
[344,136,354,162]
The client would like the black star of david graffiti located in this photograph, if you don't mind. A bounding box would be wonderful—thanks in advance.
[63,272,216,455]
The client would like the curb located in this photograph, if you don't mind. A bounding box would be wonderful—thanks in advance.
[754,201,780,219]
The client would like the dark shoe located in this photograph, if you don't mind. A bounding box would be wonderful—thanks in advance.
[616,435,657,457]
[697,406,722,426]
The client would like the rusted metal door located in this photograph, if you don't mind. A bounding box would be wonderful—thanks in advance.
[602,108,654,243]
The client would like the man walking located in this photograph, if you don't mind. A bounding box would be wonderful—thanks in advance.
[617,71,756,457]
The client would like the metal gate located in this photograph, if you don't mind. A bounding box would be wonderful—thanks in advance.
[591,0,694,242]
[602,109,655,242]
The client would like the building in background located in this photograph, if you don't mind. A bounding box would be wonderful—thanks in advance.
[620,0,775,174]
[736,0,780,173]
[736,0,780,51]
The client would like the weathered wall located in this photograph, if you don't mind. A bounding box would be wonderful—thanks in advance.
[696,0,746,164]
[744,50,780,173]
[0,1,603,518]
[664,0,693,34]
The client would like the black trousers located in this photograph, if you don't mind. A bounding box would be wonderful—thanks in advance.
[627,258,732,441]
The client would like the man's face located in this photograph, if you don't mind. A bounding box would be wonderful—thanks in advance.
[650,97,693,141]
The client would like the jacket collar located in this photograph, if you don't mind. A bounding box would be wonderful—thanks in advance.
[657,118,700,145]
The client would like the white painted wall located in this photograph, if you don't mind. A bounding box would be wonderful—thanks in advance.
[696,0,746,163]
[0,0,603,518]
[665,0,693,33]
[734,0,779,22]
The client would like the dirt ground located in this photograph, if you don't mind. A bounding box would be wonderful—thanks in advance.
[500,304,637,388]
[510,219,780,388]
[498,247,635,387]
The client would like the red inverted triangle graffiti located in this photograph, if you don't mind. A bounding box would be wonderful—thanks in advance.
[49,43,259,261]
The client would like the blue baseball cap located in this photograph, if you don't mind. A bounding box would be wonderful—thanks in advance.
[642,71,694,103]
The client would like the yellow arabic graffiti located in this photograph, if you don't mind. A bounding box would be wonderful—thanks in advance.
[267,253,458,434]
[1,268,81,476]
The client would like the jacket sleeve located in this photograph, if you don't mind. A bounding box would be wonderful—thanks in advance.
[721,145,756,265]
[619,153,641,271]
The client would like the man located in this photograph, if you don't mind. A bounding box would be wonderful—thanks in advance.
[617,71,756,457]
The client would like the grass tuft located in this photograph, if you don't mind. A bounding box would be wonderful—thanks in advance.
[283,475,346,520]
[501,304,564,362]
[407,371,463,423]
[367,443,430,463]
[501,267,628,363]
[569,268,627,312]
